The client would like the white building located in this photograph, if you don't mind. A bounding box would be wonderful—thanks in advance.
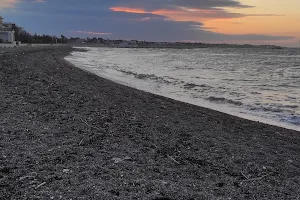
[0,16,15,43]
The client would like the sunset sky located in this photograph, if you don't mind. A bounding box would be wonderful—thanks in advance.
[1,0,300,46]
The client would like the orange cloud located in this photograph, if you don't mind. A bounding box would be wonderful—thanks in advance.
[110,7,148,14]
[110,6,247,23]
[110,5,299,40]
[153,8,241,21]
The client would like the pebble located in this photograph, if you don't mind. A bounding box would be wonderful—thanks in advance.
[124,156,132,160]
[161,180,168,185]
[112,156,132,163]
[63,169,72,173]
[112,158,123,163]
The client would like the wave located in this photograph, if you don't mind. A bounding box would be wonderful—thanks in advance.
[286,116,300,125]
[119,70,172,84]
[282,105,299,109]
[248,106,284,113]
[249,104,299,113]
[183,83,204,89]
[183,83,211,90]
[207,96,243,106]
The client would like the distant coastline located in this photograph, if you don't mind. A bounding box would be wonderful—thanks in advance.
[70,41,284,49]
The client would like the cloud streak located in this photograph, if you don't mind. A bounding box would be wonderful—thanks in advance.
[114,0,253,11]
[110,6,279,23]
[0,0,19,9]
[0,0,45,9]
[109,0,259,24]
[69,31,112,35]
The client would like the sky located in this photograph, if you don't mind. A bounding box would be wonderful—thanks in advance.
[1,0,300,46]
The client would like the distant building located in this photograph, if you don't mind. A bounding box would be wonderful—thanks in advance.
[130,40,138,44]
[0,16,15,43]
[119,40,138,48]
[3,22,15,29]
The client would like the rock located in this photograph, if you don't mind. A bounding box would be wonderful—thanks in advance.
[112,158,123,164]
[62,169,72,173]
[112,156,132,163]
[124,156,132,160]
[161,180,168,185]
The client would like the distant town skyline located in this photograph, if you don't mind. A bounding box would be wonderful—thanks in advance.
[1,0,300,47]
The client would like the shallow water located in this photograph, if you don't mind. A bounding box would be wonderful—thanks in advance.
[65,47,300,131]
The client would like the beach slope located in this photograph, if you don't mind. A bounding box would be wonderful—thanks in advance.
[1,47,300,199]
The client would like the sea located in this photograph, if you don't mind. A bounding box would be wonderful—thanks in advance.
[65,47,300,132]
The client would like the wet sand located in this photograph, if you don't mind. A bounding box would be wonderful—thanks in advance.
[1,47,300,199]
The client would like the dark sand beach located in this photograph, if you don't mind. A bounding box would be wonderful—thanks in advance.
[1,47,300,199]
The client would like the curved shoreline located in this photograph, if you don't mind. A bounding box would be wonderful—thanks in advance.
[66,47,300,132]
[1,47,300,199]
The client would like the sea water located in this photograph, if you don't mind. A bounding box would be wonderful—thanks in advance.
[65,47,300,131]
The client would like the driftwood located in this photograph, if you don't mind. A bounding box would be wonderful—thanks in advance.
[167,155,180,164]
[79,117,104,132]
[241,175,268,182]
[240,172,268,182]
[35,182,47,189]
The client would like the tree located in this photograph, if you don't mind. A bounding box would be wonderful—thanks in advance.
[59,35,68,44]
[12,24,69,44]
[98,37,104,43]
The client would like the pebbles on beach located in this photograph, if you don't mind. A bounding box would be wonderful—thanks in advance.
[1,47,300,199]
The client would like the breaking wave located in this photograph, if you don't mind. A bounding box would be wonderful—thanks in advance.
[207,97,243,106]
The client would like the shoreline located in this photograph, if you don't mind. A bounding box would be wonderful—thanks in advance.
[1,47,300,199]
[67,47,300,133]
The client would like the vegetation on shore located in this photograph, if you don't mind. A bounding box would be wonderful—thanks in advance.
[13,24,68,44]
